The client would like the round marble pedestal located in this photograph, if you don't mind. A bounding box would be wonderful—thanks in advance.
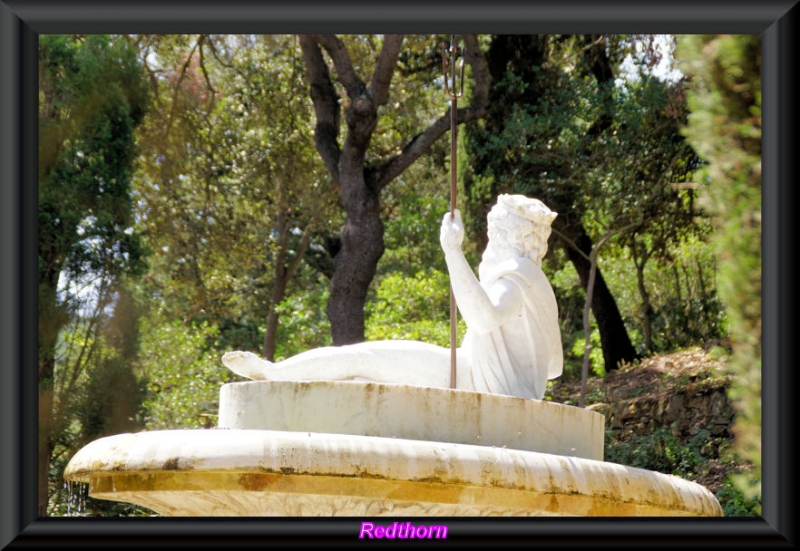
[219,381,605,459]
[64,381,722,516]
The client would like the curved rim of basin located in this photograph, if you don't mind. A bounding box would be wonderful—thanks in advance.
[218,380,606,460]
[65,429,723,517]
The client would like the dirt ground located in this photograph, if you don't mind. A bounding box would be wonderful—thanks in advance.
[545,346,748,496]
[546,346,731,405]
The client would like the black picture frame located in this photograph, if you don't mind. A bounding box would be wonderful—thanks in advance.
[1,1,796,547]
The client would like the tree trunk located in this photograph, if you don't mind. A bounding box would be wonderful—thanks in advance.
[263,291,283,361]
[636,263,654,353]
[263,208,291,361]
[563,225,641,371]
[38,374,55,517]
[263,213,313,360]
[631,235,654,352]
[37,280,61,517]
[328,181,384,344]
[300,34,489,345]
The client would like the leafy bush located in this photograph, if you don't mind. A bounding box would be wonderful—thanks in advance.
[716,476,761,517]
[566,328,606,380]
[274,283,332,359]
[366,270,464,346]
[605,427,705,475]
[678,33,762,502]
[605,424,759,517]
[138,317,232,430]
[650,296,728,352]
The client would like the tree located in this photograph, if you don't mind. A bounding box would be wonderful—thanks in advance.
[299,34,490,345]
[132,35,339,360]
[38,34,150,515]
[462,35,635,373]
[462,35,702,372]
[677,33,762,510]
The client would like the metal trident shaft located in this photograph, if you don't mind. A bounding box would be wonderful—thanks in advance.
[442,35,464,389]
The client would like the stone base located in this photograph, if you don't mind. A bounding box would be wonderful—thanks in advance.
[65,429,723,517]
[219,381,605,460]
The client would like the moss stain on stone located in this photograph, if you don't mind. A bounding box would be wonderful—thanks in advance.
[162,458,180,471]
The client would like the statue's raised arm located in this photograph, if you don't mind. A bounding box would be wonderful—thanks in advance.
[222,194,563,400]
[440,208,524,335]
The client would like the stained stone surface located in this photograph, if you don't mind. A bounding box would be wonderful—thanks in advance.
[218,381,605,460]
[65,428,723,517]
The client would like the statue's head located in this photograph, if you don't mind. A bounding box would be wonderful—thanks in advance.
[484,194,558,266]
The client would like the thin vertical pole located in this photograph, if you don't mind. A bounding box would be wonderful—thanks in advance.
[449,93,458,389]
[443,35,464,389]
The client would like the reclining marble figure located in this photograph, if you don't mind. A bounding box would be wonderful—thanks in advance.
[222,194,563,400]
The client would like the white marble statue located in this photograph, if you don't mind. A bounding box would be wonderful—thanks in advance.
[222,194,563,400]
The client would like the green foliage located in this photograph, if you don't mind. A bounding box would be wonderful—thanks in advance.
[599,228,727,355]
[605,423,760,517]
[79,356,148,439]
[567,328,605,379]
[366,270,463,346]
[648,296,727,351]
[605,427,707,475]
[677,34,762,502]
[39,35,151,289]
[717,476,762,517]
[132,34,339,357]
[38,34,152,516]
[464,36,698,234]
[274,281,333,360]
[137,315,233,430]
[380,190,449,277]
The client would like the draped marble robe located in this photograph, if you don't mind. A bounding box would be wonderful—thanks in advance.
[463,256,562,399]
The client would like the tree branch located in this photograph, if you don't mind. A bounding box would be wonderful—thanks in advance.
[555,216,644,408]
[299,35,342,184]
[162,37,201,145]
[316,34,366,100]
[196,35,217,100]
[551,216,644,264]
[368,34,490,191]
[287,223,314,279]
[368,35,404,107]
[368,114,451,190]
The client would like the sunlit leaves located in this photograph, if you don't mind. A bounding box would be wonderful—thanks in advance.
[137,315,230,430]
[132,35,339,356]
[366,270,464,346]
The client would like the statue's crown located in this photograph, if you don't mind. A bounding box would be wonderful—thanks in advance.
[497,194,558,226]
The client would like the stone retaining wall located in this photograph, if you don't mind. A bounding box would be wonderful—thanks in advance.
[591,382,734,439]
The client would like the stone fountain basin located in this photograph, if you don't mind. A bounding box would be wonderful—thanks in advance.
[64,428,722,516]
[63,381,723,516]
